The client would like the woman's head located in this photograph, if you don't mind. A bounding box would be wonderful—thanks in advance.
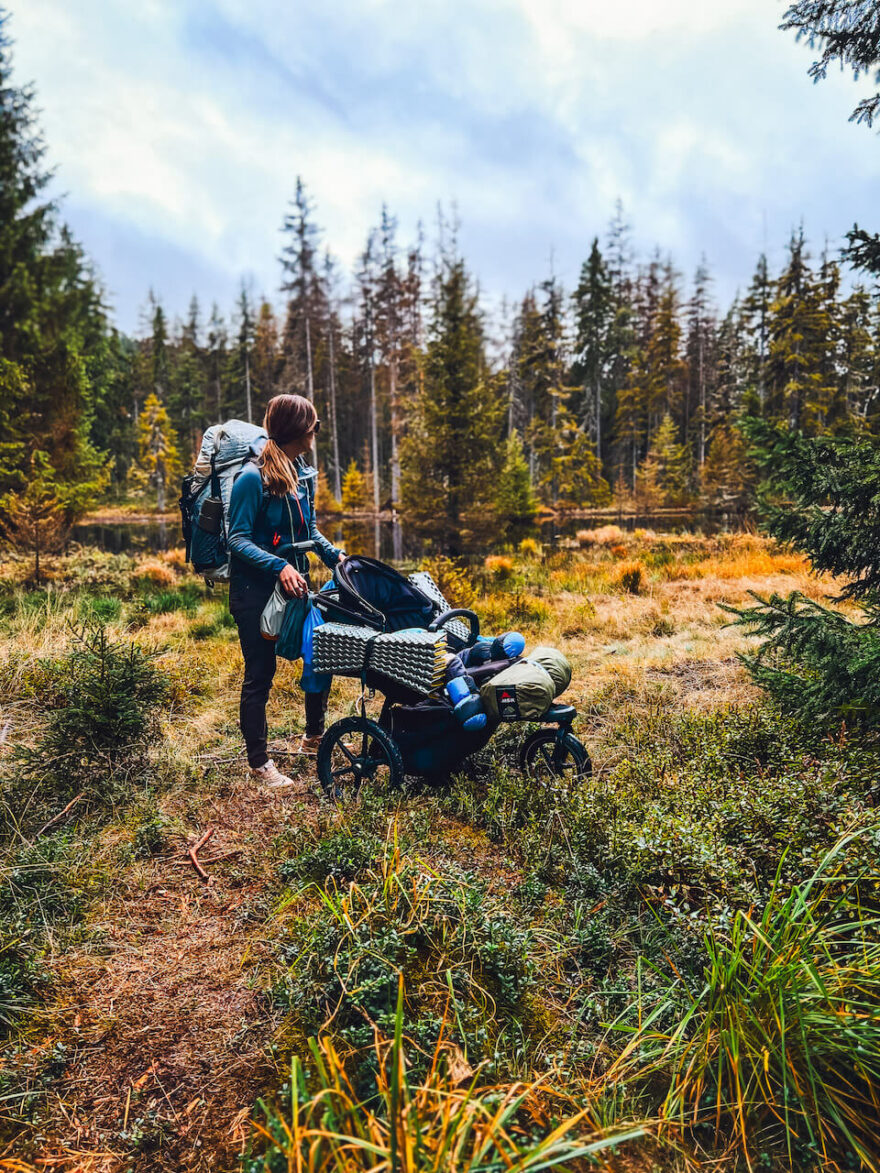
[260,394,318,495]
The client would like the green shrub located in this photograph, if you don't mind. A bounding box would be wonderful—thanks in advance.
[15,621,171,805]
[280,825,384,886]
[275,846,541,1093]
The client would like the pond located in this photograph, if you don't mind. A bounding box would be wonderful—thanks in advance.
[71,509,751,562]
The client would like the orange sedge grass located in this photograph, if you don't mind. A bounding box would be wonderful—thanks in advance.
[249,980,645,1172]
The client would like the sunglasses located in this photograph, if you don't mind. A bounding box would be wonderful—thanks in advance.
[311,419,322,434]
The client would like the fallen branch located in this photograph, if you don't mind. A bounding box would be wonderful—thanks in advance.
[170,848,242,867]
[35,792,85,838]
[187,827,214,881]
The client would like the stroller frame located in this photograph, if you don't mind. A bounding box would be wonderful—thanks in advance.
[301,548,591,796]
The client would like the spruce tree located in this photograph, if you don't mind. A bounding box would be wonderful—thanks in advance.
[729,415,880,730]
[0,13,109,498]
[134,393,182,512]
[169,296,205,460]
[0,450,69,581]
[766,230,836,432]
[495,431,537,534]
[571,237,613,466]
[399,250,503,551]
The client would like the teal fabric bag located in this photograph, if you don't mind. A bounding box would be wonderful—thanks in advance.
[276,595,309,660]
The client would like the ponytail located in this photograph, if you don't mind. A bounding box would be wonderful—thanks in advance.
[258,394,316,496]
[259,438,299,496]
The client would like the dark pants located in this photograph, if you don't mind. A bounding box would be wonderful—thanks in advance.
[230,580,328,769]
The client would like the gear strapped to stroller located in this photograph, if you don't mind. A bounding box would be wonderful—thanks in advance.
[304,553,590,798]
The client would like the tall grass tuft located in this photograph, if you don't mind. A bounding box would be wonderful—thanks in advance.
[607,829,880,1168]
[247,980,644,1172]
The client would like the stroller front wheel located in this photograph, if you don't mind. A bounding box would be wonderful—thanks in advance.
[317,716,404,799]
[520,728,592,787]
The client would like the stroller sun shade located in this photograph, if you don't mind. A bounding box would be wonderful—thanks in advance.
[331,556,438,632]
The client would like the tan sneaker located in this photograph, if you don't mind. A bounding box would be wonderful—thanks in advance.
[251,759,308,792]
[296,734,324,757]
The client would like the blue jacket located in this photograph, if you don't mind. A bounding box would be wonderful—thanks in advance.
[227,458,342,592]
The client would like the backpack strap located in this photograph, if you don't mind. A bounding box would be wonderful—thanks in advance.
[209,453,221,499]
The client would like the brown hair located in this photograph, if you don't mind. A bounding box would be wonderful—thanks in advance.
[259,394,317,496]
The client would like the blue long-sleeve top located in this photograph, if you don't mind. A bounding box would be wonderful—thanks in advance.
[227,458,342,591]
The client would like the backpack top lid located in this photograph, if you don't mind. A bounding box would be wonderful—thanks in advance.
[194,419,267,477]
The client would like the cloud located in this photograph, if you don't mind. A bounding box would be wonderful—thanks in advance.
[11,0,880,332]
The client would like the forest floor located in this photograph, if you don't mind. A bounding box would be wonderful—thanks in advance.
[0,528,871,1172]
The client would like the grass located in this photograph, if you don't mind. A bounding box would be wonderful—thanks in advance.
[608,830,880,1168]
[246,981,645,1172]
[0,530,876,1171]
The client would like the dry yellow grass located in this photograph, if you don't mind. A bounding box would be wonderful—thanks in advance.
[2,528,854,1172]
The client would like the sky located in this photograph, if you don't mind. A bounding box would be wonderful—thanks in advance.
[11,0,880,335]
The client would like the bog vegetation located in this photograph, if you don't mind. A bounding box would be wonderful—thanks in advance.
[4,2,880,1171]
[0,518,879,1171]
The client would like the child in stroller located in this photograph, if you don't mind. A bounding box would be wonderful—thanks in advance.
[307,554,591,798]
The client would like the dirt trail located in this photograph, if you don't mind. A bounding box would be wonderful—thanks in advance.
[35,778,317,1173]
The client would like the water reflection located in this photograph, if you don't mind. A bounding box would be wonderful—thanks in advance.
[71,509,750,561]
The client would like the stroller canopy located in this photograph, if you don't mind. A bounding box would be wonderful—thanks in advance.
[334,556,437,632]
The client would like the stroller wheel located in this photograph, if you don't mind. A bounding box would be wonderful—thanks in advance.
[317,716,404,799]
[520,729,592,787]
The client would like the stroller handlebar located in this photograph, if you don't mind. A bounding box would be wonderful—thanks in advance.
[427,608,480,646]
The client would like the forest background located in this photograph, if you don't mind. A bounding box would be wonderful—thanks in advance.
[4,3,879,555]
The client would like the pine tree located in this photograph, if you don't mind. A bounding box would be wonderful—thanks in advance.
[645,261,686,445]
[495,431,537,533]
[322,252,344,500]
[571,238,613,465]
[341,459,368,511]
[205,304,227,421]
[280,176,321,402]
[639,412,691,506]
[833,285,873,428]
[685,259,717,466]
[169,296,205,460]
[701,420,753,508]
[545,412,611,509]
[0,450,69,581]
[766,229,836,432]
[134,393,182,511]
[728,415,880,729]
[356,229,381,510]
[251,300,280,420]
[399,250,503,551]
[0,15,110,497]
[742,254,772,404]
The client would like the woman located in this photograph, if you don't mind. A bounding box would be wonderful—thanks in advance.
[227,394,344,789]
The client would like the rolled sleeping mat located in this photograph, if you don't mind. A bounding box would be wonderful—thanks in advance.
[480,659,555,722]
[528,646,572,698]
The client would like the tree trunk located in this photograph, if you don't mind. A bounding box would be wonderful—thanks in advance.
[245,351,253,424]
[370,362,380,511]
[327,317,342,500]
[390,355,400,505]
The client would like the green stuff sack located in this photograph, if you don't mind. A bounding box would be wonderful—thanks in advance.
[528,646,572,697]
[480,659,555,722]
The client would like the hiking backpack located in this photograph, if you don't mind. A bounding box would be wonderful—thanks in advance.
[179,419,267,583]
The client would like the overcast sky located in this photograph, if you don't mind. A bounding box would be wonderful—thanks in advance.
[12,0,879,335]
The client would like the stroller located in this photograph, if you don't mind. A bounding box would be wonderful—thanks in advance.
[304,551,591,798]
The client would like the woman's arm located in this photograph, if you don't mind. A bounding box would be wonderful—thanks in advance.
[227,466,287,577]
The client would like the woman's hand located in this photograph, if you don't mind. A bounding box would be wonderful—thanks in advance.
[279,564,308,598]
